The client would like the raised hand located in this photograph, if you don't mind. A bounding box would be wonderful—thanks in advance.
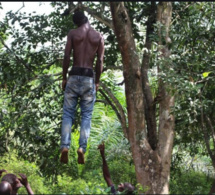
[18,173,34,195]
[98,143,105,155]
[18,173,28,186]
[0,169,7,177]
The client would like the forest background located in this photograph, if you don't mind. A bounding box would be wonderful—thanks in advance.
[0,1,215,194]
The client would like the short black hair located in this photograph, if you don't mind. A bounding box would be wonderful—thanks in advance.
[1,173,17,186]
[73,11,88,26]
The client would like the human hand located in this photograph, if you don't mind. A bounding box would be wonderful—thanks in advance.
[62,79,67,91]
[97,143,105,155]
[0,169,7,177]
[18,173,28,187]
[19,173,34,195]
[96,83,99,92]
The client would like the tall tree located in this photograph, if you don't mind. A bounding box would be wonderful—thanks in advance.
[109,2,174,194]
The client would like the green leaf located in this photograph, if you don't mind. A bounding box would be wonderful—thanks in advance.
[202,71,211,78]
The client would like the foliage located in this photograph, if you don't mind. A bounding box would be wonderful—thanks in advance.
[0,152,50,194]
[1,1,215,194]
[168,2,215,167]
[170,169,213,194]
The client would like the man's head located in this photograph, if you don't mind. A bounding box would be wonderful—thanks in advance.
[1,174,22,192]
[73,11,88,26]
[118,182,135,194]
[0,181,12,195]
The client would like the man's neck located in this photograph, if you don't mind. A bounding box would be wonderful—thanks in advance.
[79,22,90,29]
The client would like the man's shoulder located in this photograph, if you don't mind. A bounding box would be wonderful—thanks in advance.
[67,29,75,37]
[68,29,76,34]
[90,28,103,38]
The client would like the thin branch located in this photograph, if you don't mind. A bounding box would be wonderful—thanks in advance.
[201,101,213,160]
[0,36,32,72]
[205,116,215,152]
[82,5,113,29]
[99,88,121,120]
[141,1,157,150]
[99,81,128,138]
[15,2,25,14]
[171,2,196,25]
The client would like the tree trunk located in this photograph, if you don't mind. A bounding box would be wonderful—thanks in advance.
[209,179,215,194]
[110,2,174,194]
[157,2,175,194]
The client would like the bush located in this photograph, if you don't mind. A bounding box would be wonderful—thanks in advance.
[0,152,50,194]
[51,174,73,194]
[170,169,213,194]
[109,159,136,186]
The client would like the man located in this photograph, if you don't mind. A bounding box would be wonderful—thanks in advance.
[1,173,34,195]
[0,181,12,195]
[60,10,105,165]
[0,169,11,195]
[98,143,135,195]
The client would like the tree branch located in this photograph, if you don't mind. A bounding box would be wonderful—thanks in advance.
[99,81,128,138]
[0,36,32,72]
[68,3,113,29]
[205,116,215,159]
[141,2,157,150]
[15,2,25,14]
[201,101,213,160]
[82,5,113,29]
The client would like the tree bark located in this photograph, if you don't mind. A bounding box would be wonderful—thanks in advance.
[157,2,175,194]
[141,1,157,150]
[110,2,174,194]
[99,81,128,138]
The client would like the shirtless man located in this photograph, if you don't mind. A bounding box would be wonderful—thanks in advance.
[1,173,34,195]
[60,11,105,164]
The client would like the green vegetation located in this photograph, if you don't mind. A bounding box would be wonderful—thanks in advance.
[0,1,215,194]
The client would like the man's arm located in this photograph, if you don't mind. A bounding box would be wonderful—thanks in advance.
[62,30,73,90]
[98,143,113,187]
[95,35,105,92]
[18,173,34,195]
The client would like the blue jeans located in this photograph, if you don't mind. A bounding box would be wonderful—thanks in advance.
[60,75,96,153]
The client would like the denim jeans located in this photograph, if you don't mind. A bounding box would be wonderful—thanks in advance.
[61,75,96,153]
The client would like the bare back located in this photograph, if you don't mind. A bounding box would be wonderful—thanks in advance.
[69,22,102,69]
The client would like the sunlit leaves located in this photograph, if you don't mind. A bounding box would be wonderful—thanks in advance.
[202,71,211,78]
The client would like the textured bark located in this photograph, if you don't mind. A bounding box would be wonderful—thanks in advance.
[110,2,174,194]
[157,2,175,194]
[141,1,157,150]
[110,2,164,194]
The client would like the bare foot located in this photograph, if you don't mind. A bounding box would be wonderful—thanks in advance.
[77,148,85,164]
[60,148,69,164]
